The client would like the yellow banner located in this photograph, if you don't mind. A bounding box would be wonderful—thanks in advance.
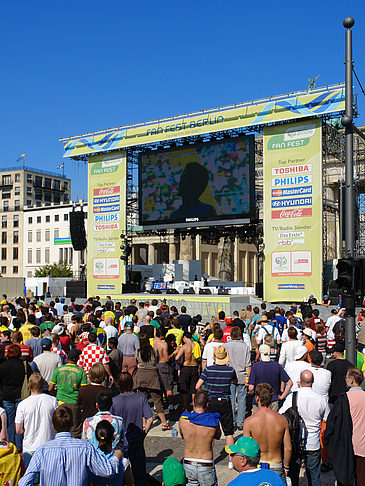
[63,86,344,158]
[87,151,126,297]
[263,119,322,302]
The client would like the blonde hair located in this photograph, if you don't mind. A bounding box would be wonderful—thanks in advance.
[89,362,106,384]
[28,372,45,393]
[264,334,275,348]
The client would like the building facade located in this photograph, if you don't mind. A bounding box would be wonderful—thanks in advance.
[0,167,71,278]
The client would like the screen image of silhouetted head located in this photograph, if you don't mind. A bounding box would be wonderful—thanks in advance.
[139,135,255,228]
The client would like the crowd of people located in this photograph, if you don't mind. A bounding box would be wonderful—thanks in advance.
[0,293,363,485]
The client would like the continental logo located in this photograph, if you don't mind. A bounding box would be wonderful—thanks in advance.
[267,123,317,150]
[91,158,122,175]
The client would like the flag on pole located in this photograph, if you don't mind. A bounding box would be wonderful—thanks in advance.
[57,163,64,170]
[16,153,25,163]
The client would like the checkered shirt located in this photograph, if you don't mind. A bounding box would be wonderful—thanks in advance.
[77,343,109,376]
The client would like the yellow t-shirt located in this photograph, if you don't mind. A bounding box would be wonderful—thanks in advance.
[166,328,184,346]
[19,324,35,343]
[103,310,116,324]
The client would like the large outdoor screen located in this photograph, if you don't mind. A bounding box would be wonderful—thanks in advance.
[139,135,255,228]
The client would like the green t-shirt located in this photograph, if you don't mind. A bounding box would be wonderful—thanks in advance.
[50,363,87,404]
[150,319,160,329]
[40,321,55,333]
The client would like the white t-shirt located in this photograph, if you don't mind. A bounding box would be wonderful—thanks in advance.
[279,340,302,367]
[202,341,222,367]
[33,353,61,385]
[284,361,311,391]
[105,325,118,349]
[256,324,280,344]
[281,327,302,343]
[279,387,330,450]
[15,394,58,453]
[326,315,341,341]
[311,366,332,399]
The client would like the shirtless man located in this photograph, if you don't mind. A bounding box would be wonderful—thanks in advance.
[154,328,174,411]
[175,331,199,410]
[243,382,291,482]
[179,391,221,486]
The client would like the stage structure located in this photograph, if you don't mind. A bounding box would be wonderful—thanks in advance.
[60,84,349,300]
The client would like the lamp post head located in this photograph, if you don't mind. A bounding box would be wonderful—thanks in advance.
[343,17,355,29]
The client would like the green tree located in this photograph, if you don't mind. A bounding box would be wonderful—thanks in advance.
[34,262,73,277]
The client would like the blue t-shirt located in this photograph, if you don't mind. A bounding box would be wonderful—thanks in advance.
[200,364,237,399]
[111,392,152,445]
[273,315,286,335]
[228,468,285,486]
[248,361,290,403]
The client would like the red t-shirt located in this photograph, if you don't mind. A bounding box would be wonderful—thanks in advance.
[222,326,233,344]
[59,335,71,353]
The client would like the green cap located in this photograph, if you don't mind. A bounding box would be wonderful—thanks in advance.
[225,437,261,458]
[163,457,186,486]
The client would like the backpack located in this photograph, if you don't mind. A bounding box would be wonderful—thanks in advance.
[282,391,307,458]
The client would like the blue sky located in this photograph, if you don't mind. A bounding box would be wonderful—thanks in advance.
[1,1,365,199]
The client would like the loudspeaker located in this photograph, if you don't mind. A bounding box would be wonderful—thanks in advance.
[183,288,195,294]
[167,289,179,294]
[66,280,87,298]
[199,288,212,295]
[150,289,162,294]
[218,288,229,295]
[69,211,87,251]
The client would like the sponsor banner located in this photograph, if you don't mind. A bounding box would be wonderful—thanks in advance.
[264,119,322,301]
[88,152,126,296]
[62,86,345,158]
[153,281,167,290]
[54,237,72,245]
[93,195,120,205]
[272,197,312,208]
[272,187,312,197]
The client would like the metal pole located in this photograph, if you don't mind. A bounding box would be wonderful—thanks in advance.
[342,16,356,366]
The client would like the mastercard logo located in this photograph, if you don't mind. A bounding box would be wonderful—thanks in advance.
[272,190,282,197]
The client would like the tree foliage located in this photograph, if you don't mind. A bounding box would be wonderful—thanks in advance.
[34,262,73,277]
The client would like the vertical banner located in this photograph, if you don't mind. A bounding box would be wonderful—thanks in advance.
[87,151,126,297]
[263,119,322,302]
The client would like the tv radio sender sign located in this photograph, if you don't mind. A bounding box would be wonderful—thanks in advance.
[263,119,322,302]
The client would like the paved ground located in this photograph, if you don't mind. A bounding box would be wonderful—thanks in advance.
[145,415,337,485]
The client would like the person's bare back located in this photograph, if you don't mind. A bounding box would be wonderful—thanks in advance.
[243,408,290,464]
[179,417,220,460]
[182,340,197,367]
[153,337,169,363]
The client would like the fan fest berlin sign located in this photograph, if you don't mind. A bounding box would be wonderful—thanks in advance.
[263,119,322,301]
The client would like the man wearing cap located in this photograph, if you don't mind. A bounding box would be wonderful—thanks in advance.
[163,457,186,486]
[248,344,292,412]
[284,346,311,392]
[32,338,61,390]
[179,391,221,485]
[196,345,237,469]
[326,342,352,404]
[118,321,140,376]
[226,436,285,485]
[256,315,280,347]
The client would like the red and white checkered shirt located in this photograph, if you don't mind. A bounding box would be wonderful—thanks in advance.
[77,343,109,376]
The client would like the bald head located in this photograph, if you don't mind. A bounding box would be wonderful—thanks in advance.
[300,370,314,387]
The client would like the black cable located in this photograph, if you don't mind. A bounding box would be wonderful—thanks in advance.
[353,66,365,97]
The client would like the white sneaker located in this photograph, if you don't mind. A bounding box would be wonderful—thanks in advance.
[228,461,234,469]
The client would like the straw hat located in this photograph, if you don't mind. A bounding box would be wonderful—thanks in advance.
[213,345,229,365]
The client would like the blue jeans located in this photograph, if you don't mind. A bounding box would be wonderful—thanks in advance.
[183,462,218,486]
[3,398,22,450]
[304,449,321,486]
[230,383,247,427]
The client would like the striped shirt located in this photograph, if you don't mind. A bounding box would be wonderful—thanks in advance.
[200,364,237,399]
[18,432,119,486]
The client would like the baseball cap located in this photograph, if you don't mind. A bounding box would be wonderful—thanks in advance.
[259,344,270,362]
[225,436,260,458]
[309,294,314,298]
[303,328,312,338]
[52,324,64,335]
[163,457,186,486]
[60,298,65,303]
[124,322,133,329]
[225,317,233,326]
[40,338,52,350]
[331,343,345,354]
[295,345,308,360]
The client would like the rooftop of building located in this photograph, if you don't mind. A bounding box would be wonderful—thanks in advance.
[0,166,70,180]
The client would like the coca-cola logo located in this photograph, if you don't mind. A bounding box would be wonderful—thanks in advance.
[93,186,120,196]
[271,208,312,219]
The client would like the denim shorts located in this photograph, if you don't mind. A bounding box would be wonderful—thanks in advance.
[183,461,218,486]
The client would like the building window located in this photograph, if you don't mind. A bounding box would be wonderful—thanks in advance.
[69,247,73,264]
[36,249,41,264]
[27,174,32,182]
[13,215,19,227]
[59,248,63,262]
[2,191,10,199]
[64,213,68,221]
[1,266,6,274]
[64,248,68,263]
[13,266,18,274]
[35,190,42,201]
[14,200,20,210]
[2,175,11,185]
[55,215,59,222]
[54,193,60,204]
[27,271,32,277]
[45,230,50,241]
[28,231,32,242]
[64,194,69,203]
[46,215,50,223]
[14,186,20,195]
[1,233,6,244]
[45,248,50,263]
[28,217,32,224]
[54,180,60,190]
[34,176,42,187]
[26,201,31,206]
[13,248,18,260]
[3,201,9,212]
[27,187,32,195]
[45,191,51,202]
[54,229,59,238]
[28,249,32,264]
[44,178,51,189]
[2,217,7,229]
[1,248,6,260]
[13,232,18,244]
[63,182,68,191]
[37,216,41,223]
[15,174,20,182]
[36,230,41,242]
